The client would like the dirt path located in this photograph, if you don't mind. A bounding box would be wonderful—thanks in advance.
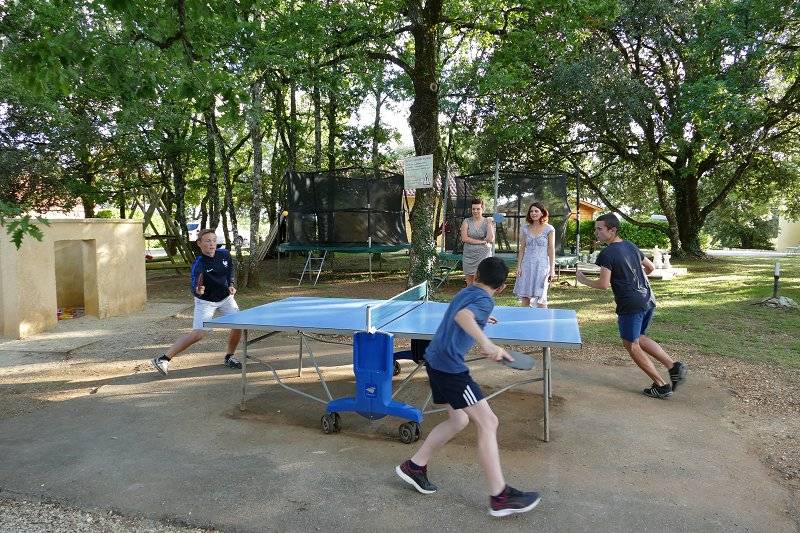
[0,274,798,531]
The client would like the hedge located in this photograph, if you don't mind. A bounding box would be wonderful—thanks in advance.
[565,219,670,251]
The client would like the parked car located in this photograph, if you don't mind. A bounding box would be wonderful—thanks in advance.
[187,222,248,247]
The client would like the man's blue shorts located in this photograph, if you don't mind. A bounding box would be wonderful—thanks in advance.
[617,305,655,343]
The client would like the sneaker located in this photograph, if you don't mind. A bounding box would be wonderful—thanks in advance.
[224,354,242,369]
[669,361,688,391]
[489,485,541,517]
[643,382,673,398]
[395,460,438,494]
[151,356,170,375]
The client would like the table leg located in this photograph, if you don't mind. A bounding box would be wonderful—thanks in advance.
[297,335,303,377]
[240,329,248,411]
[542,346,550,442]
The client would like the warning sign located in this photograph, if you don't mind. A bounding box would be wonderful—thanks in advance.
[403,154,434,189]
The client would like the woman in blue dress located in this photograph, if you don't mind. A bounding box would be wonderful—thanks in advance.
[513,202,556,308]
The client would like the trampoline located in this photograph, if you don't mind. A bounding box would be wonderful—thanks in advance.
[433,169,578,289]
[279,168,410,285]
[278,241,411,285]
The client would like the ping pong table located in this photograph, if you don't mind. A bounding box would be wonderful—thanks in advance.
[205,282,581,442]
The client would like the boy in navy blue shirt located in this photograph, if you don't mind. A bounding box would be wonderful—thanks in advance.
[396,257,542,517]
[151,229,243,375]
[577,213,687,398]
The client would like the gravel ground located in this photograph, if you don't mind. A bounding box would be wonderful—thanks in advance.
[562,341,800,487]
[1,300,797,527]
[0,497,213,533]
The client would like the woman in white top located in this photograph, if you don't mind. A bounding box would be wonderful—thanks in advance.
[513,202,556,308]
[460,198,495,285]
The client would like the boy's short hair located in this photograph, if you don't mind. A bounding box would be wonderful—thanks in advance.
[197,228,217,241]
[476,257,508,289]
[595,213,620,231]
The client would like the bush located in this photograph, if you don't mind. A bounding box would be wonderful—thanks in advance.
[618,221,671,249]
[95,209,114,219]
[565,219,670,252]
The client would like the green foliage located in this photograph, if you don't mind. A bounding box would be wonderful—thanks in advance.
[0,201,48,249]
[478,0,800,257]
[566,219,670,251]
[618,221,671,250]
[704,191,779,250]
[95,210,115,219]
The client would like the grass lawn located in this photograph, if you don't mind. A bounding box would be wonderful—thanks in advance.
[148,251,800,368]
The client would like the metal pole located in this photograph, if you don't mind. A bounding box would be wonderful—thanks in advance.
[575,172,581,257]
[492,159,499,255]
[240,329,248,411]
[441,168,448,254]
[773,262,780,298]
[574,172,581,288]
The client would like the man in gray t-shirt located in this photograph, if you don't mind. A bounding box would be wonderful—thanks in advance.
[577,214,687,399]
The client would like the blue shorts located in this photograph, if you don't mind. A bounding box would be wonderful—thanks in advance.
[617,306,655,343]
[425,364,484,410]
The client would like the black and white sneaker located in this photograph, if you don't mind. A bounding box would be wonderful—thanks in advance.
[224,354,242,369]
[489,485,541,517]
[152,356,170,375]
[669,361,688,392]
[395,460,438,494]
[643,382,673,399]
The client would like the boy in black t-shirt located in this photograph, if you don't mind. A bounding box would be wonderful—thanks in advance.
[577,214,687,398]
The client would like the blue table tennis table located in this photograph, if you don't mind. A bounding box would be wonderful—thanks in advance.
[206,282,581,442]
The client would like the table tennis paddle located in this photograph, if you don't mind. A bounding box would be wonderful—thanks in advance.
[502,351,535,371]
[196,271,205,295]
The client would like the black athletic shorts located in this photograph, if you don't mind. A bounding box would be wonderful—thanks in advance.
[425,364,485,410]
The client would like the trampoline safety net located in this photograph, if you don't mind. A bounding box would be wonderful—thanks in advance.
[284,168,408,245]
[445,171,571,255]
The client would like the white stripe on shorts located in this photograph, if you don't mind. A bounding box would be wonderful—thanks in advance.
[463,384,478,406]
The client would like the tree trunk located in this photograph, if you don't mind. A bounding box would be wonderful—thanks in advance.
[327,79,338,172]
[313,83,322,171]
[654,173,680,253]
[245,78,264,288]
[204,107,220,229]
[289,80,298,172]
[372,66,384,173]
[406,0,443,285]
[672,175,704,258]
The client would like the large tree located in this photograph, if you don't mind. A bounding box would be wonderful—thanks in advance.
[482,0,800,256]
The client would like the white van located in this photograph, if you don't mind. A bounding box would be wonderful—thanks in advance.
[187,222,248,246]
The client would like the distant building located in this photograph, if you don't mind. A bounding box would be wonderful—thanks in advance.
[773,215,800,252]
[572,200,603,221]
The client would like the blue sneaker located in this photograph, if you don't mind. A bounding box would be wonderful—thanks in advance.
[490,485,541,517]
[395,460,437,494]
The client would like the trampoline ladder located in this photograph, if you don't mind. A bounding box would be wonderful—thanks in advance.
[299,250,327,286]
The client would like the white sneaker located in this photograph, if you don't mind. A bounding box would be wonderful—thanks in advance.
[152,356,170,375]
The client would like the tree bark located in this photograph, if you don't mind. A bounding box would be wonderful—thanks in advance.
[313,83,322,170]
[327,78,338,172]
[289,79,298,171]
[372,65,385,173]
[245,78,264,287]
[203,107,220,229]
[405,0,443,285]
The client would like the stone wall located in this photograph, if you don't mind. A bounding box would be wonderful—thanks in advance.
[0,219,145,338]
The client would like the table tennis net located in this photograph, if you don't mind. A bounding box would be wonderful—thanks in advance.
[366,282,428,331]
